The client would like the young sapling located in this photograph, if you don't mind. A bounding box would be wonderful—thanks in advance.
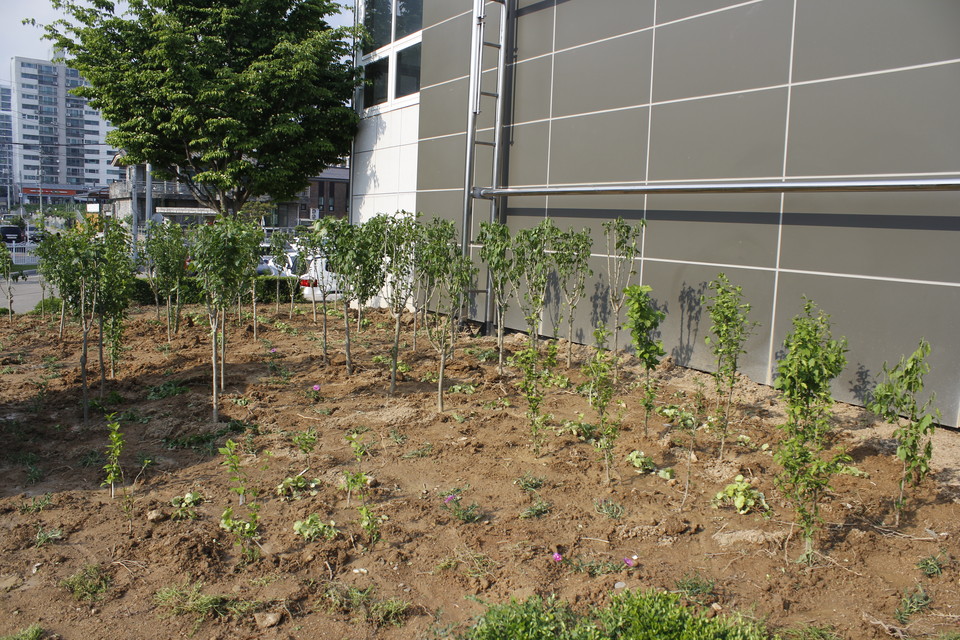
[624,285,665,436]
[868,339,940,526]
[773,299,849,563]
[703,273,757,458]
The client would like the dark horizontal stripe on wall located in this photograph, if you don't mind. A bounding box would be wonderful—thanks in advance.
[505,207,645,224]
[785,212,960,232]
[516,0,571,18]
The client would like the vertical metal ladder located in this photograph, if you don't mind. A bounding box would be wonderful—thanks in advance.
[460,0,510,258]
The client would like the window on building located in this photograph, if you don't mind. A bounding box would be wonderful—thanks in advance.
[363,57,389,107]
[360,0,422,111]
[396,42,421,98]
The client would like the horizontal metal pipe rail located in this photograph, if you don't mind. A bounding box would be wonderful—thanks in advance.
[473,177,960,199]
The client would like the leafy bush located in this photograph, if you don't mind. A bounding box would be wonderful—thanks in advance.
[61,564,112,602]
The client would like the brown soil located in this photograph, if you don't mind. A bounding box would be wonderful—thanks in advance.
[1,305,959,639]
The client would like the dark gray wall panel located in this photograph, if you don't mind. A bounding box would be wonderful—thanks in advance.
[417,134,466,191]
[780,192,960,283]
[544,194,646,242]
[645,193,781,267]
[653,0,792,102]
[787,64,960,177]
[419,80,468,139]
[416,190,462,225]
[657,0,752,25]
[424,0,469,28]
[554,0,654,50]
[640,261,775,381]
[549,108,648,184]
[552,31,652,118]
[648,89,787,181]
[510,57,553,125]
[793,0,960,83]
[772,273,960,426]
[421,13,471,87]
[505,121,550,186]
[515,0,556,62]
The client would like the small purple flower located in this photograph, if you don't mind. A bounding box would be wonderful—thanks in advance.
[270,348,277,353]
[552,552,563,563]
[444,494,457,504]
[623,557,635,567]
[312,384,321,391]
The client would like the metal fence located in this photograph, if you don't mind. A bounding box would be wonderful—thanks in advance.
[7,242,39,266]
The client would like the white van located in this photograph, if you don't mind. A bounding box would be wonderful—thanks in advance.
[299,255,344,302]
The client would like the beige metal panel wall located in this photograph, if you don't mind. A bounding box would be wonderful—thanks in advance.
[416,0,960,424]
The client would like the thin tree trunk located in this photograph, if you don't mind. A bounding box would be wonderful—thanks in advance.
[343,301,352,375]
[497,308,506,377]
[437,347,447,412]
[566,318,575,369]
[412,304,419,352]
[390,311,402,395]
[58,299,66,338]
[252,284,258,341]
[321,295,328,365]
[275,279,280,315]
[310,292,316,323]
[98,314,106,399]
[211,313,219,423]
[165,296,172,342]
[80,322,90,426]
[220,313,226,391]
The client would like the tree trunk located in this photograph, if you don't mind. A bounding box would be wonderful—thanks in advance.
[220,314,226,391]
[497,309,505,377]
[343,301,352,375]
[165,296,172,342]
[389,311,402,396]
[252,284,258,341]
[58,299,66,338]
[321,295,328,365]
[275,279,280,315]
[437,347,447,412]
[80,322,90,426]
[211,313,220,423]
[98,314,106,399]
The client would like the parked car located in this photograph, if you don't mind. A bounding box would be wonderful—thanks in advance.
[0,225,25,243]
[299,255,343,302]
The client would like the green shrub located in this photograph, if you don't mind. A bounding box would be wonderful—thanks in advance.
[31,296,62,315]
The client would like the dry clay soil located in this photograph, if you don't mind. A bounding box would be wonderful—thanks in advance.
[1,305,960,640]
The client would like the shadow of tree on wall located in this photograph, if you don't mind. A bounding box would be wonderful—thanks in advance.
[672,280,707,367]
[849,362,875,405]
[589,279,610,338]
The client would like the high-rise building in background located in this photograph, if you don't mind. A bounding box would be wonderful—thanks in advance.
[0,83,13,210]
[9,56,123,205]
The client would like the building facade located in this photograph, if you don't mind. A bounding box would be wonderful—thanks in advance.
[0,84,13,210]
[357,0,960,425]
[9,56,123,202]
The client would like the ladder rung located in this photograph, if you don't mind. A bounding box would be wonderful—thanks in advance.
[483,41,501,49]
[480,91,499,98]
[474,141,495,147]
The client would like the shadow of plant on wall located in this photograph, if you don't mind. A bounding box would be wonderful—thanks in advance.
[849,362,875,405]
[672,281,707,367]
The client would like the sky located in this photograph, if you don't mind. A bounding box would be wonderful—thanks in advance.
[0,0,355,84]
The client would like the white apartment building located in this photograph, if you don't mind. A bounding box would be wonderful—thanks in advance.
[10,56,123,202]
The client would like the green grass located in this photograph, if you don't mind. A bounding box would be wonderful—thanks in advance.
[61,564,112,602]
[155,582,259,633]
[0,624,45,640]
[324,583,411,627]
[460,590,773,640]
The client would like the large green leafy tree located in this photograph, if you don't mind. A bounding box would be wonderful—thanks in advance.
[43,0,360,215]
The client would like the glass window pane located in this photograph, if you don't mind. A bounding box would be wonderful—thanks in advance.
[363,0,393,54]
[395,0,423,40]
[363,58,390,107]
[395,43,421,99]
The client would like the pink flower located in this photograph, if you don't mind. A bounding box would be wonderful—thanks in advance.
[552,552,563,563]
[312,385,321,391]
[270,348,277,353]
[623,557,635,567]
[444,495,456,504]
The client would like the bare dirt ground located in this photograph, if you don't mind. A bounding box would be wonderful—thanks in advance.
[1,304,959,639]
